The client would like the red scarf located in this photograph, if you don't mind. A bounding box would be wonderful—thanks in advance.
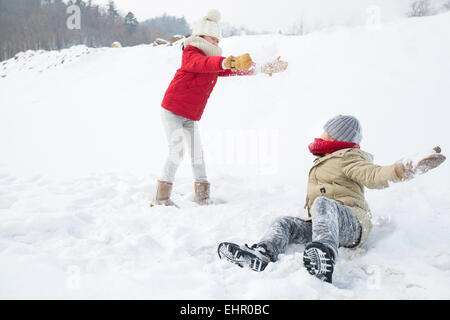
[308,138,360,156]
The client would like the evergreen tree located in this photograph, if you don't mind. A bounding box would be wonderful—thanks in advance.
[0,0,186,62]
[125,12,138,26]
[125,12,139,35]
[107,0,118,19]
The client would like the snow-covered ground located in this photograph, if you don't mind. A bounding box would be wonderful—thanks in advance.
[1,13,449,299]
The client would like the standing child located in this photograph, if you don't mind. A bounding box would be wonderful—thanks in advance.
[151,10,288,207]
[218,115,446,283]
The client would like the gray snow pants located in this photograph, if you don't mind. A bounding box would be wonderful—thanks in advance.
[258,197,362,261]
[160,108,208,183]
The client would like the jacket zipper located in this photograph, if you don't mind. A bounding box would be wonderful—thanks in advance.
[197,74,217,120]
[304,157,326,214]
[304,151,346,213]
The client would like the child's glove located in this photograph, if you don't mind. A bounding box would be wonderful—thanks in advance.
[224,54,253,71]
[261,56,288,76]
[394,147,446,181]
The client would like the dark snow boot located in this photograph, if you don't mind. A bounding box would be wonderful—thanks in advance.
[303,242,336,283]
[218,242,272,272]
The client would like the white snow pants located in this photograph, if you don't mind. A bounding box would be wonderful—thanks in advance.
[160,108,208,183]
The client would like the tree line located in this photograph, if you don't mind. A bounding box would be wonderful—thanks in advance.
[0,0,192,62]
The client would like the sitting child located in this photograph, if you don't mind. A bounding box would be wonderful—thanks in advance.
[218,115,446,283]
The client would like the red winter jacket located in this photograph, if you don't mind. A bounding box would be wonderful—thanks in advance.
[161,45,254,121]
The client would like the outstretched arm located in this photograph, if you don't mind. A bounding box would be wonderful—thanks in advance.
[219,62,257,77]
[342,147,446,189]
[342,153,401,190]
[219,56,289,77]
[181,46,225,73]
[219,54,254,77]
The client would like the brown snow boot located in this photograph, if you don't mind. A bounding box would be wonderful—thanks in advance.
[194,181,211,205]
[150,180,177,207]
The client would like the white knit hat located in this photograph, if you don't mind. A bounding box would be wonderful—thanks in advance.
[193,9,222,39]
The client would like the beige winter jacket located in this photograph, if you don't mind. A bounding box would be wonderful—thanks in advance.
[304,148,402,247]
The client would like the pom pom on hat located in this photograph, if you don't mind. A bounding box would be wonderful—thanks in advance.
[206,9,221,22]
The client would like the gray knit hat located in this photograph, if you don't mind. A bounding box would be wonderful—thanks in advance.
[323,115,363,144]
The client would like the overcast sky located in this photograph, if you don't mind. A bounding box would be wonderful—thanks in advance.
[91,0,426,33]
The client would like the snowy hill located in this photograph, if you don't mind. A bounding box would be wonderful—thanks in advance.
[0,13,450,299]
